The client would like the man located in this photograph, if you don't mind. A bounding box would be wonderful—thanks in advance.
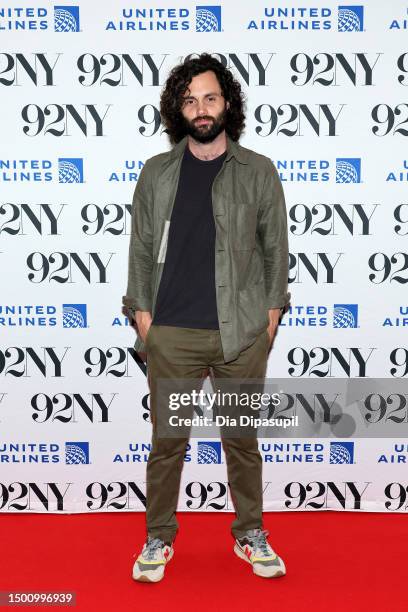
[123,54,290,582]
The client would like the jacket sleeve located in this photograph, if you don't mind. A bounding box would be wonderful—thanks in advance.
[122,160,154,317]
[257,159,291,310]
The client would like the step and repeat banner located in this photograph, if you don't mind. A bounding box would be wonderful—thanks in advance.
[1,0,408,513]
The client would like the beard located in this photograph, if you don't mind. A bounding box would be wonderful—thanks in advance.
[182,108,227,144]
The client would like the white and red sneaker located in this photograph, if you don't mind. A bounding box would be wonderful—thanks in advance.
[132,537,174,583]
[234,529,286,578]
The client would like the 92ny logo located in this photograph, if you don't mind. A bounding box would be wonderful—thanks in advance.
[284,481,370,509]
[290,53,381,86]
[0,347,69,377]
[0,204,66,235]
[31,393,116,423]
[289,252,343,283]
[26,252,114,283]
[21,104,111,136]
[0,482,71,511]
[286,347,375,377]
[288,204,378,236]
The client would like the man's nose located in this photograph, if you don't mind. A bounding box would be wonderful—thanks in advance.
[196,99,208,114]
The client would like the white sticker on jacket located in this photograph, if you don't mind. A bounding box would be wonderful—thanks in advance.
[157,220,170,263]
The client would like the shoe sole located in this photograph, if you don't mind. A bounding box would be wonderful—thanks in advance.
[132,548,174,583]
[234,544,286,578]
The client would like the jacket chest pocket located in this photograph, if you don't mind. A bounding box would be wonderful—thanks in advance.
[229,203,257,251]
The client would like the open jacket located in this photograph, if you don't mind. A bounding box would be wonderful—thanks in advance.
[122,135,291,363]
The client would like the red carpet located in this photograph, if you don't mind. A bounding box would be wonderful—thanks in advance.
[1,511,405,611]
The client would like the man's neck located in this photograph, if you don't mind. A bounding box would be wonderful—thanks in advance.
[187,131,227,160]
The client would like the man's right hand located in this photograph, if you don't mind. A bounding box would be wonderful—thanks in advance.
[134,310,152,344]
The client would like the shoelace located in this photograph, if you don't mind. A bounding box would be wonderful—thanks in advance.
[247,529,271,557]
[142,537,165,561]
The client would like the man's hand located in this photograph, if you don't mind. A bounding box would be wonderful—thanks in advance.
[267,308,282,348]
[134,310,152,343]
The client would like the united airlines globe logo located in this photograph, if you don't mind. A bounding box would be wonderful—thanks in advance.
[65,442,89,465]
[335,159,360,183]
[338,6,364,32]
[330,442,354,464]
[196,7,221,32]
[58,159,83,183]
[197,441,221,464]
[333,304,358,328]
[54,6,80,32]
[62,304,87,328]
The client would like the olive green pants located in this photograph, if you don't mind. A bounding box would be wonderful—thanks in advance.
[145,325,269,543]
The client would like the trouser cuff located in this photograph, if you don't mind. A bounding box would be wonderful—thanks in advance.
[147,531,176,546]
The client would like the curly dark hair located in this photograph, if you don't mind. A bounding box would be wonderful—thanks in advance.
[160,53,246,144]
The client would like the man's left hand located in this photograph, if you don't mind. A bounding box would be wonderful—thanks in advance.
[267,308,282,348]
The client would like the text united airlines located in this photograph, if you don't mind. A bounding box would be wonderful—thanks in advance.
[248,7,332,30]
[106,8,190,31]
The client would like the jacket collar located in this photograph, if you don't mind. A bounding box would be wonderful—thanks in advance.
[168,134,248,165]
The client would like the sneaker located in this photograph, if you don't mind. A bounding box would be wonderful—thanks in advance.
[234,529,286,578]
[132,537,174,583]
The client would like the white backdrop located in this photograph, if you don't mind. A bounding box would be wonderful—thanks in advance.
[1,0,408,513]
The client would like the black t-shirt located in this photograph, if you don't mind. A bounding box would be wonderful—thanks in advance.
[152,144,227,329]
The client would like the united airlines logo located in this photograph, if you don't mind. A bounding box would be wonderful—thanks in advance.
[54,6,80,31]
[197,441,222,464]
[58,158,84,183]
[196,6,221,31]
[333,304,358,328]
[65,442,90,464]
[330,442,354,464]
[338,6,364,31]
[62,304,87,328]
[247,6,365,31]
[336,158,361,183]
[0,158,85,183]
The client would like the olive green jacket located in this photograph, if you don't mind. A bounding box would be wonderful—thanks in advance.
[122,135,290,363]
